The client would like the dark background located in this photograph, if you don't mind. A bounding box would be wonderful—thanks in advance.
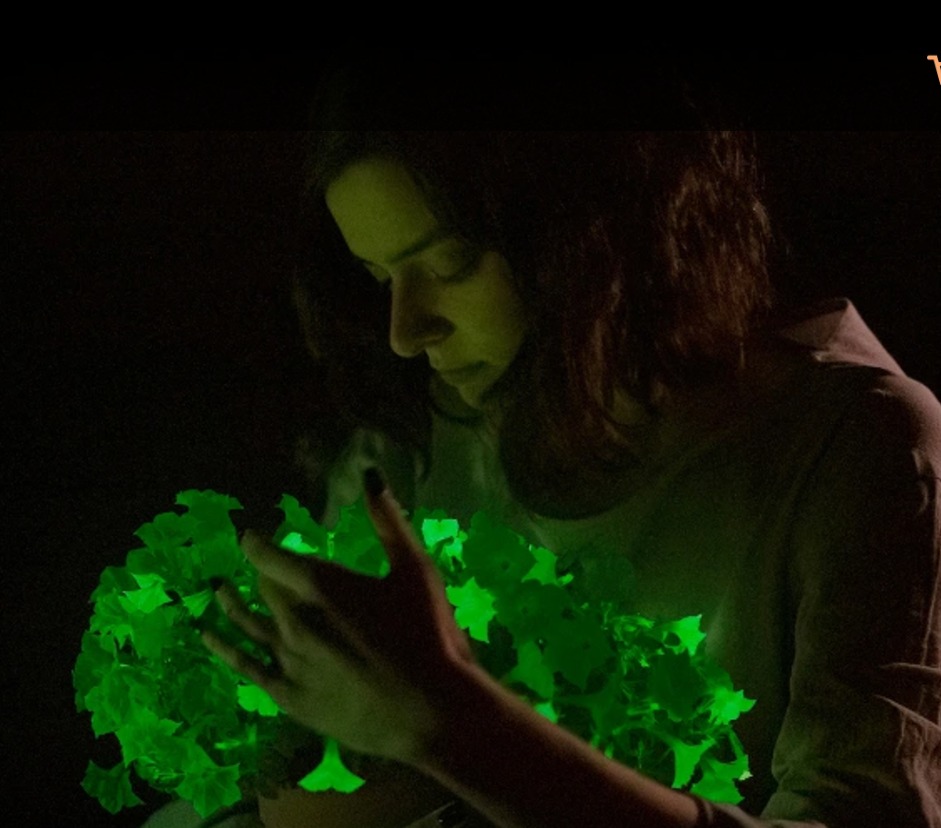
[3,55,940,826]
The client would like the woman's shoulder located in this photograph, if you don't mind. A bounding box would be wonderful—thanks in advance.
[768,297,941,466]
[768,296,903,374]
[764,318,941,590]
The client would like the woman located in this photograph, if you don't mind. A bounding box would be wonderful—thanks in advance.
[197,63,941,827]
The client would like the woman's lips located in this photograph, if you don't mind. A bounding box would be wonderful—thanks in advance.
[437,362,484,384]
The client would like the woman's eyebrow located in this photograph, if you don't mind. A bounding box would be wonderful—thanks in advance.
[351,227,456,267]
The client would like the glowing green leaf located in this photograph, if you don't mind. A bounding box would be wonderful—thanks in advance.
[533,700,559,723]
[542,614,614,690]
[175,487,242,511]
[330,501,390,576]
[179,668,238,728]
[275,493,329,554]
[571,675,623,735]
[115,709,182,766]
[73,631,115,710]
[174,759,242,818]
[461,512,535,589]
[192,535,244,583]
[446,578,496,642]
[181,588,214,618]
[91,565,139,602]
[125,543,182,584]
[690,752,750,805]
[349,539,390,577]
[422,516,465,564]
[298,738,366,793]
[709,685,756,726]
[119,580,174,614]
[659,615,707,655]
[129,605,178,660]
[135,510,197,551]
[85,665,159,737]
[280,531,317,554]
[493,581,568,643]
[81,761,144,814]
[237,684,280,717]
[504,640,556,699]
[647,650,709,722]
[523,545,564,586]
[421,516,462,550]
[84,686,120,737]
[413,510,464,581]
[659,734,715,789]
[131,571,168,589]
[89,593,134,646]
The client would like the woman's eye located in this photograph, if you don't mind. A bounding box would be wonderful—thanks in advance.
[433,249,480,283]
[434,265,470,283]
[359,245,479,293]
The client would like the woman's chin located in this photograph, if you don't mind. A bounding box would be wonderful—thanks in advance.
[430,374,486,416]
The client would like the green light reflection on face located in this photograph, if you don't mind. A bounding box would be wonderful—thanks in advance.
[325,156,527,410]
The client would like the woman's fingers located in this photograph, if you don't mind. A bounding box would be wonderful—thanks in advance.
[362,468,425,570]
[214,581,276,646]
[257,573,332,651]
[240,472,424,607]
[194,479,475,756]
[241,529,324,603]
[200,627,290,703]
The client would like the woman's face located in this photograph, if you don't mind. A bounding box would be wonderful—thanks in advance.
[325,156,527,409]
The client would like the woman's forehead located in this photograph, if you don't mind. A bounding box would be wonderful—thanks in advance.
[325,156,441,265]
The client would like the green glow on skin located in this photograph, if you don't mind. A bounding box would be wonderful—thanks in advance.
[75,490,754,818]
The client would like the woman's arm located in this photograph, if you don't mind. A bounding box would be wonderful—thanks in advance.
[413,656,703,828]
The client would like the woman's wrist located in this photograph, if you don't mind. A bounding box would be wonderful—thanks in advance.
[410,660,701,828]
[405,657,502,771]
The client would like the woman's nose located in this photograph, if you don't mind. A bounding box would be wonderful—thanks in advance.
[388,277,452,358]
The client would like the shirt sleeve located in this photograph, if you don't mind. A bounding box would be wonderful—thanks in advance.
[703,374,941,828]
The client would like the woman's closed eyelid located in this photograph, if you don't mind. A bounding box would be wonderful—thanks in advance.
[367,254,478,292]
[432,258,474,282]
[432,246,482,282]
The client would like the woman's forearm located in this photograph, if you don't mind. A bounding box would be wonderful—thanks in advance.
[413,662,703,828]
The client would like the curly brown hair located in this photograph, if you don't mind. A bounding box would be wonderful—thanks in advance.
[293,65,774,519]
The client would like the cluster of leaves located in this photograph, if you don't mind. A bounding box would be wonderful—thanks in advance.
[76,490,285,817]
[75,490,754,819]
[416,509,754,803]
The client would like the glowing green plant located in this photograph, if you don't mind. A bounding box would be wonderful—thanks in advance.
[75,490,754,818]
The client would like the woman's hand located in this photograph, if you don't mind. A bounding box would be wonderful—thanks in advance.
[200,468,475,765]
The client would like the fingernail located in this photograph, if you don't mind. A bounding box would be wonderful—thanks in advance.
[209,576,224,591]
[437,801,468,827]
[364,467,386,497]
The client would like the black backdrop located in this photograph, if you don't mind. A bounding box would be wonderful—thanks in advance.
[3,55,940,826]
